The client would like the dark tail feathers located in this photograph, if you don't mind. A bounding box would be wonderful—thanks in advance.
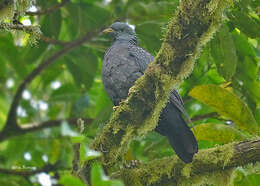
[167,127,198,163]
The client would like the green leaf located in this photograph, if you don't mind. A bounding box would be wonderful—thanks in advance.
[49,139,61,164]
[194,123,248,143]
[85,79,112,118]
[135,21,162,54]
[246,81,260,106]
[61,121,79,137]
[232,165,260,186]
[0,34,27,78]
[189,84,259,134]
[79,3,111,33]
[229,11,260,38]
[127,2,178,23]
[0,56,6,82]
[71,93,90,117]
[192,47,210,77]
[61,3,81,39]
[63,2,111,37]
[71,135,85,143]
[210,25,237,80]
[81,147,102,162]
[65,47,98,90]
[21,42,48,65]
[50,83,81,102]
[232,31,256,59]
[0,175,29,186]
[59,174,85,186]
[232,31,260,105]
[0,98,7,129]
[91,163,106,186]
[91,163,124,186]
[41,10,62,38]
[36,0,58,9]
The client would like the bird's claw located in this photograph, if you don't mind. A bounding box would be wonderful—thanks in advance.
[100,144,108,153]
[123,160,141,169]
[113,106,119,111]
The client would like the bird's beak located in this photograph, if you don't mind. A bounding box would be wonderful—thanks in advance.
[103,28,114,34]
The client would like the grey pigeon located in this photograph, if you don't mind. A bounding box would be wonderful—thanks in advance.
[102,22,198,163]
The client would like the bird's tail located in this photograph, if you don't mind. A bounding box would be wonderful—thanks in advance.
[166,125,198,163]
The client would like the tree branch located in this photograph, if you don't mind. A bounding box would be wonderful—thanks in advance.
[0,23,78,46]
[117,139,260,185]
[0,23,41,39]
[21,118,92,132]
[39,34,68,45]
[0,118,93,142]
[26,0,70,16]
[91,0,231,169]
[0,163,68,177]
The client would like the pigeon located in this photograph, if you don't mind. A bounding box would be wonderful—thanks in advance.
[102,22,198,163]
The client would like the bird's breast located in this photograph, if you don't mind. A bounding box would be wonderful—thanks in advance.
[102,43,143,104]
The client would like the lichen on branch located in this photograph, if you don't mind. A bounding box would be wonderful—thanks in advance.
[91,0,232,168]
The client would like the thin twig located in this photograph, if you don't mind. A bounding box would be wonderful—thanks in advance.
[39,34,68,45]
[0,118,93,142]
[26,0,70,16]
[191,112,218,122]
[0,163,68,176]
[21,118,92,132]
[72,118,89,185]
[72,119,85,175]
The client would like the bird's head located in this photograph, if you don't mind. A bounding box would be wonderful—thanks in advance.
[103,22,137,43]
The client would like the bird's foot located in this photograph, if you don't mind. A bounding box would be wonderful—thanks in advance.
[123,160,141,169]
[100,144,108,153]
[113,106,119,111]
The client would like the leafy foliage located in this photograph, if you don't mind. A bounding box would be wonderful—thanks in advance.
[0,0,259,185]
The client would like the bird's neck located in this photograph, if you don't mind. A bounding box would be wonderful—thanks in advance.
[114,34,138,45]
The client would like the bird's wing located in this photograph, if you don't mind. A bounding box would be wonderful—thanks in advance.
[128,45,193,125]
[128,45,154,73]
[103,43,148,105]
[169,89,193,125]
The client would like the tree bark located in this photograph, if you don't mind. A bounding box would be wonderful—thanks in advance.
[117,139,260,186]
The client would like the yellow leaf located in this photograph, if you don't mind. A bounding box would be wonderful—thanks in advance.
[189,84,259,135]
[193,123,248,143]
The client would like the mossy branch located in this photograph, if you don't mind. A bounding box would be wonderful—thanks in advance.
[117,139,260,186]
[0,22,41,43]
[91,0,231,168]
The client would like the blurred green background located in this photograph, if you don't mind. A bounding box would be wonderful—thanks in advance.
[0,0,259,185]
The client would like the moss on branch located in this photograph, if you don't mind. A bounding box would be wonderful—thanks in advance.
[118,139,260,186]
[0,23,41,44]
[91,0,232,168]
